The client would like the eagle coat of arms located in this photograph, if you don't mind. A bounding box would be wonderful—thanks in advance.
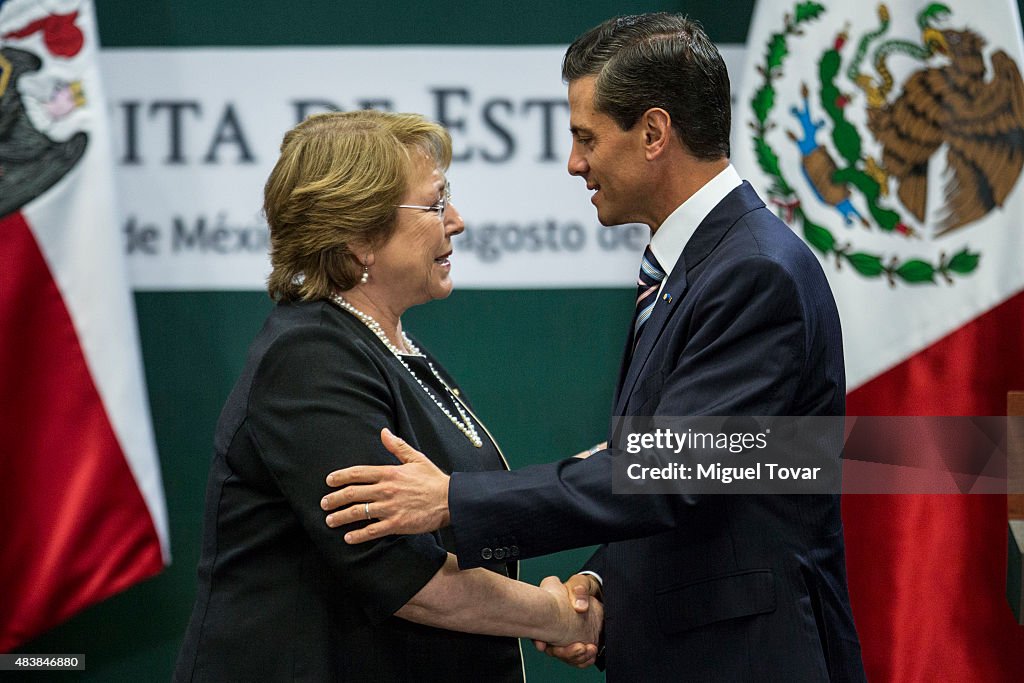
[0,4,89,220]
[748,2,1024,285]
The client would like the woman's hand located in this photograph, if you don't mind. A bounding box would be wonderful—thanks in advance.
[537,575,603,668]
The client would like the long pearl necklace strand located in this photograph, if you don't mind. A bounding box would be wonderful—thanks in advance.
[330,294,483,448]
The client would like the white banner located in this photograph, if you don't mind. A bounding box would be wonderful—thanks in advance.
[98,45,746,290]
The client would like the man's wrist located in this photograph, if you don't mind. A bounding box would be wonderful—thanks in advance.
[577,571,604,599]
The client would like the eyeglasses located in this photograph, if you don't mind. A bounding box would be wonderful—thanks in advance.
[396,183,452,222]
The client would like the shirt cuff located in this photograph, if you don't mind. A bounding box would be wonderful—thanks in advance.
[578,570,604,594]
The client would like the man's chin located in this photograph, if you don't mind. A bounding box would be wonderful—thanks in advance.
[595,206,629,227]
[597,215,633,228]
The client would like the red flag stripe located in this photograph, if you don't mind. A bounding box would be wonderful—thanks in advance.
[844,289,1024,681]
[0,211,162,651]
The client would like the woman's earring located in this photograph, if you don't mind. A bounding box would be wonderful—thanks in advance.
[360,264,369,285]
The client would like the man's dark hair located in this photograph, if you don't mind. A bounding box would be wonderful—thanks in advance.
[562,13,730,159]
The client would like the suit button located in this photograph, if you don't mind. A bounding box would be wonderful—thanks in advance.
[494,548,506,560]
[481,548,493,560]
[510,545,520,557]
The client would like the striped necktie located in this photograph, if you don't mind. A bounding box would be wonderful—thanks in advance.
[633,245,666,348]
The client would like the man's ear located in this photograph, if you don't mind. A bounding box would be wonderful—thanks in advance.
[642,108,673,161]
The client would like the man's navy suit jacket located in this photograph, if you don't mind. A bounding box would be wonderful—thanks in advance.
[450,182,866,681]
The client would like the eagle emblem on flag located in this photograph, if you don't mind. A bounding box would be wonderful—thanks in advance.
[0,10,88,219]
[748,2,1024,285]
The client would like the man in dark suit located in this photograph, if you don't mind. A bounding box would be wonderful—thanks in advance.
[321,13,866,681]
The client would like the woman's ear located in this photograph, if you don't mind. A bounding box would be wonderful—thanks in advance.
[351,245,375,268]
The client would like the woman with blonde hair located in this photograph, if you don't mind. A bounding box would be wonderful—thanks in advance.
[174,111,599,682]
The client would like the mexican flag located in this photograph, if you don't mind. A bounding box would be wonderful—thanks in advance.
[0,0,168,650]
[734,0,1024,678]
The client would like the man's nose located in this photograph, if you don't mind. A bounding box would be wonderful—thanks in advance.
[568,150,588,176]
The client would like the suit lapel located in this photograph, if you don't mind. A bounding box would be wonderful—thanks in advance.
[611,182,765,416]
[613,261,687,415]
[679,182,764,272]
[612,325,634,409]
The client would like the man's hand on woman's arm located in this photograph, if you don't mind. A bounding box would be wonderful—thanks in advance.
[322,428,450,542]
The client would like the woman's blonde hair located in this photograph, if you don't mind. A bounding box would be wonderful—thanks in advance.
[264,110,452,301]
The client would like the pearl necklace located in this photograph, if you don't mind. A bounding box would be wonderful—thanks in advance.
[329,294,483,448]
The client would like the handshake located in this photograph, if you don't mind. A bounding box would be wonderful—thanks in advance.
[318,428,604,666]
[535,572,604,669]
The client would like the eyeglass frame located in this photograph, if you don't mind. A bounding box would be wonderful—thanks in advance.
[395,183,452,222]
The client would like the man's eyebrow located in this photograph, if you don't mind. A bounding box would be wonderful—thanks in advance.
[570,125,592,135]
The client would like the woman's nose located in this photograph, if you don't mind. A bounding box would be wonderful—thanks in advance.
[444,202,465,236]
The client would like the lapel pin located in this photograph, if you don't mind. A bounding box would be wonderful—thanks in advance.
[662,292,673,303]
